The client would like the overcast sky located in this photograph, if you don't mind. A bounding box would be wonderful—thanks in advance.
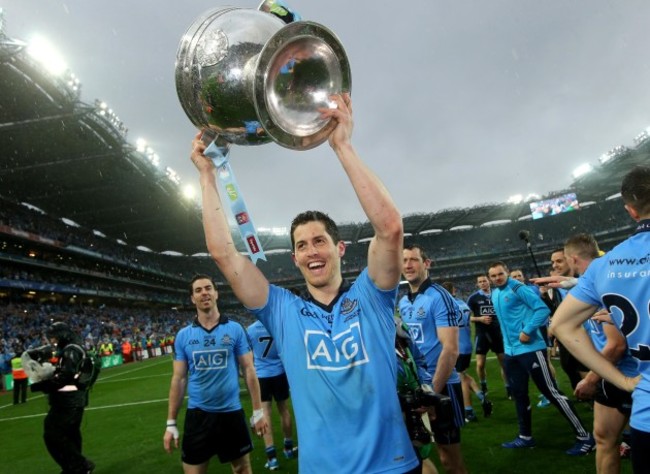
[3,0,650,230]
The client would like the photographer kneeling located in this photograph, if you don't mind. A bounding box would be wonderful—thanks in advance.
[396,318,453,474]
[26,322,95,474]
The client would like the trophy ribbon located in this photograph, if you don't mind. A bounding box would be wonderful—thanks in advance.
[203,138,267,265]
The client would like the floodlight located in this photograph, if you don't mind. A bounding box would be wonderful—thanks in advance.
[572,163,593,179]
[182,184,196,200]
[136,138,147,152]
[27,34,68,76]
[507,194,523,204]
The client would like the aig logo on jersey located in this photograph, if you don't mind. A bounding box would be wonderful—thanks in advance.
[193,349,228,370]
[406,323,425,344]
[305,322,369,371]
[480,306,495,315]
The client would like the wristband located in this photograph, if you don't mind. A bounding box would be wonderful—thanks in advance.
[166,425,180,440]
[166,419,177,427]
[249,408,264,427]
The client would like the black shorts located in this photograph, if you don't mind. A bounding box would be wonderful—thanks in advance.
[432,382,464,446]
[182,408,252,465]
[474,327,504,355]
[455,353,472,373]
[259,373,290,403]
[594,379,633,415]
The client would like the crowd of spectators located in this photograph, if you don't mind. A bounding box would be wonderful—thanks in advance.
[0,192,636,389]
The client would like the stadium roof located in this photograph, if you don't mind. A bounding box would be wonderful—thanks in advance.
[2,31,648,255]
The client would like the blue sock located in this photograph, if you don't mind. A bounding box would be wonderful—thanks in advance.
[265,446,277,461]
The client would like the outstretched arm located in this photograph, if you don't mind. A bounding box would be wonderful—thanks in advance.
[320,94,403,290]
[191,132,269,308]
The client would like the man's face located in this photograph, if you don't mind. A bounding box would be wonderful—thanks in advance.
[488,265,508,287]
[551,251,571,277]
[563,248,580,275]
[190,278,218,312]
[402,248,429,286]
[477,276,491,292]
[510,270,525,283]
[292,220,344,289]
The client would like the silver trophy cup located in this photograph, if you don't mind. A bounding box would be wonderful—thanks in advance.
[175,4,351,150]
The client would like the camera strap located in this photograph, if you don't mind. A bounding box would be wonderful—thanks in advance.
[396,339,420,391]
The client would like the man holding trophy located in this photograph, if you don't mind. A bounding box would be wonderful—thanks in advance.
[190,92,420,473]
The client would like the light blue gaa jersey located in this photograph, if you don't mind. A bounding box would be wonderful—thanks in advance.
[173,317,251,412]
[456,297,473,355]
[570,220,650,432]
[398,280,461,384]
[247,320,285,378]
[249,269,419,474]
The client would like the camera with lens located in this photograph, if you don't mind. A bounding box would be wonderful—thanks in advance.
[398,387,453,446]
[21,345,56,391]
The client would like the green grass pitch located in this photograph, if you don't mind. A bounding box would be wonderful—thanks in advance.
[0,355,632,473]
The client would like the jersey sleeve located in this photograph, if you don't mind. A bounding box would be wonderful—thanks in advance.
[248,284,295,347]
[513,283,550,335]
[173,328,187,362]
[430,286,460,328]
[233,322,252,357]
[569,260,603,307]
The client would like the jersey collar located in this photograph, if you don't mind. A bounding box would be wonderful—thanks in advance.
[300,278,352,313]
[407,278,432,302]
[192,315,229,333]
[635,219,650,234]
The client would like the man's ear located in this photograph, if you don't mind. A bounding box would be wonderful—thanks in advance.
[338,240,346,257]
[291,253,298,267]
[624,203,640,222]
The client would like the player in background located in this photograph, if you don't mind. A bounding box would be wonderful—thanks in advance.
[247,320,297,471]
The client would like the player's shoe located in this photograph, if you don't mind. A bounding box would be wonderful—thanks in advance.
[566,435,596,456]
[537,395,551,408]
[502,436,536,449]
[619,441,631,458]
[283,447,298,459]
[265,458,280,470]
[465,410,477,422]
[482,398,493,417]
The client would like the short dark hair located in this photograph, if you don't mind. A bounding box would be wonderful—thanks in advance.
[564,233,600,261]
[290,211,340,250]
[404,243,430,262]
[487,261,508,273]
[621,165,650,216]
[189,274,217,295]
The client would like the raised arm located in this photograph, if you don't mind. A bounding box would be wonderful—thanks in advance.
[191,132,269,308]
[320,94,403,289]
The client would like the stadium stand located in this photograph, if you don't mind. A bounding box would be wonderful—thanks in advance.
[1,23,647,359]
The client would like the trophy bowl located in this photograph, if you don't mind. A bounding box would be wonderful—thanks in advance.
[175,6,351,150]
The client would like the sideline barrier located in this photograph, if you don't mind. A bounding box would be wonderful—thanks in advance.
[101,354,123,369]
